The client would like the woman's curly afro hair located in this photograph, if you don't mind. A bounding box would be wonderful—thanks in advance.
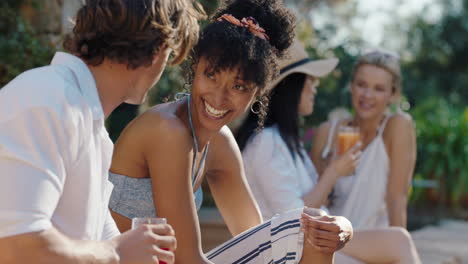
[191,0,296,128]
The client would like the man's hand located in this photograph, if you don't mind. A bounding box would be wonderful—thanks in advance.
[300,213,353,254]
[112,224,177,264]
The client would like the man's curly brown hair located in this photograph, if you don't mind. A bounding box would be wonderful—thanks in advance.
[190,0,296,129]
[64,0,205,69]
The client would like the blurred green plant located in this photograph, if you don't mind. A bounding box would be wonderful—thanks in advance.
[410,98,468,208]
[402,0,468,108]
[297,0,468,216]
[0,0,54,87]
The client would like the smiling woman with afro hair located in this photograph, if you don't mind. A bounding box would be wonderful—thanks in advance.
[108,0,354,263]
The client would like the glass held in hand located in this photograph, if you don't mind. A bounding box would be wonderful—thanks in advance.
[131,217,167,229]
[337,126,360,155]
[132,217,169,264]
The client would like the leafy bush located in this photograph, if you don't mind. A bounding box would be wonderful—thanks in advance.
[0,1,54,87]
[410,97,468,208]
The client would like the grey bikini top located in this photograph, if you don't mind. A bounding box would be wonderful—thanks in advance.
[108,94,209,219]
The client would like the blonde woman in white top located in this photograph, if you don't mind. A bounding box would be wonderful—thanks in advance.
[236,40,421,263]
[311,51,416,229]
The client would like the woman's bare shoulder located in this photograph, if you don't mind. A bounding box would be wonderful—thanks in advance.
[385,112,415,134]
[205,126,241,172]
[211,126,236,145]
[117,102,192,149]
[315,118,349,136]
[111,102,191,176]
[314,120,339,146]
[388,112,413,123]
[208,126,239,159]
[310,121,331,158]
[383,112,416,152]
[316,120,332,135]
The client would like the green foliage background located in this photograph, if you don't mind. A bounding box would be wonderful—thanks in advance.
[297,0,468,211]
[0,0,54,87]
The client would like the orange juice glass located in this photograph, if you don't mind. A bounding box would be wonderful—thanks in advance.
[337,126,360,155]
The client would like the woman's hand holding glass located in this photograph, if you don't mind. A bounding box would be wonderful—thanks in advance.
[300,213,353,254]
[329,139,362,178]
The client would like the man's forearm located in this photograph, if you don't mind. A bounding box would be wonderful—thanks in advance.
[0,228,118,264]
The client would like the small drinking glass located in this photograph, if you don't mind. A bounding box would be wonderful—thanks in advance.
[132,217,169,264]
[337,125,360,155]
[131,217,167,229]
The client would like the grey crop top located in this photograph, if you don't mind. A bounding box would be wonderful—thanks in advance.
[108,94,209,219]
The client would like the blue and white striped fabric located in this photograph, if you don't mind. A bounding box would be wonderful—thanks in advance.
[207,208,304,264]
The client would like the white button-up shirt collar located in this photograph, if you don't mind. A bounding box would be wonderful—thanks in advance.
[51,52,104,121]
[0,52,119,240]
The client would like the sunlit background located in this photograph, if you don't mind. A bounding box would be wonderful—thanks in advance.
[1,0,467,260]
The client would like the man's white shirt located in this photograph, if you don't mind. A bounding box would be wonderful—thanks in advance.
[0,52,120,240]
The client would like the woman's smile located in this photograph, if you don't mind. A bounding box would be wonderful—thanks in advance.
[357,99,376,111]
[203,98,230,120]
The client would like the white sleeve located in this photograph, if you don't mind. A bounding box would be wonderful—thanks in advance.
[102,210,120,240]
[101,181,120,240]
[0,106,73,238]
[243,130,304,218]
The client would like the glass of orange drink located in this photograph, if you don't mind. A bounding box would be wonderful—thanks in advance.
[337,126,360,155]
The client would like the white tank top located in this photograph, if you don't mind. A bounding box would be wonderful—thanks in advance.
[322,116,391,230]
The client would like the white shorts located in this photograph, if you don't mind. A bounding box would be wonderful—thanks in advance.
[206,208,304,264]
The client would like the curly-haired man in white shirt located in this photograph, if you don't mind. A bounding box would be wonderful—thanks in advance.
[0,1,204,263]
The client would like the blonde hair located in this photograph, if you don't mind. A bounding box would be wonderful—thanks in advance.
[165,1,206,65]
[351,50,402,96]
